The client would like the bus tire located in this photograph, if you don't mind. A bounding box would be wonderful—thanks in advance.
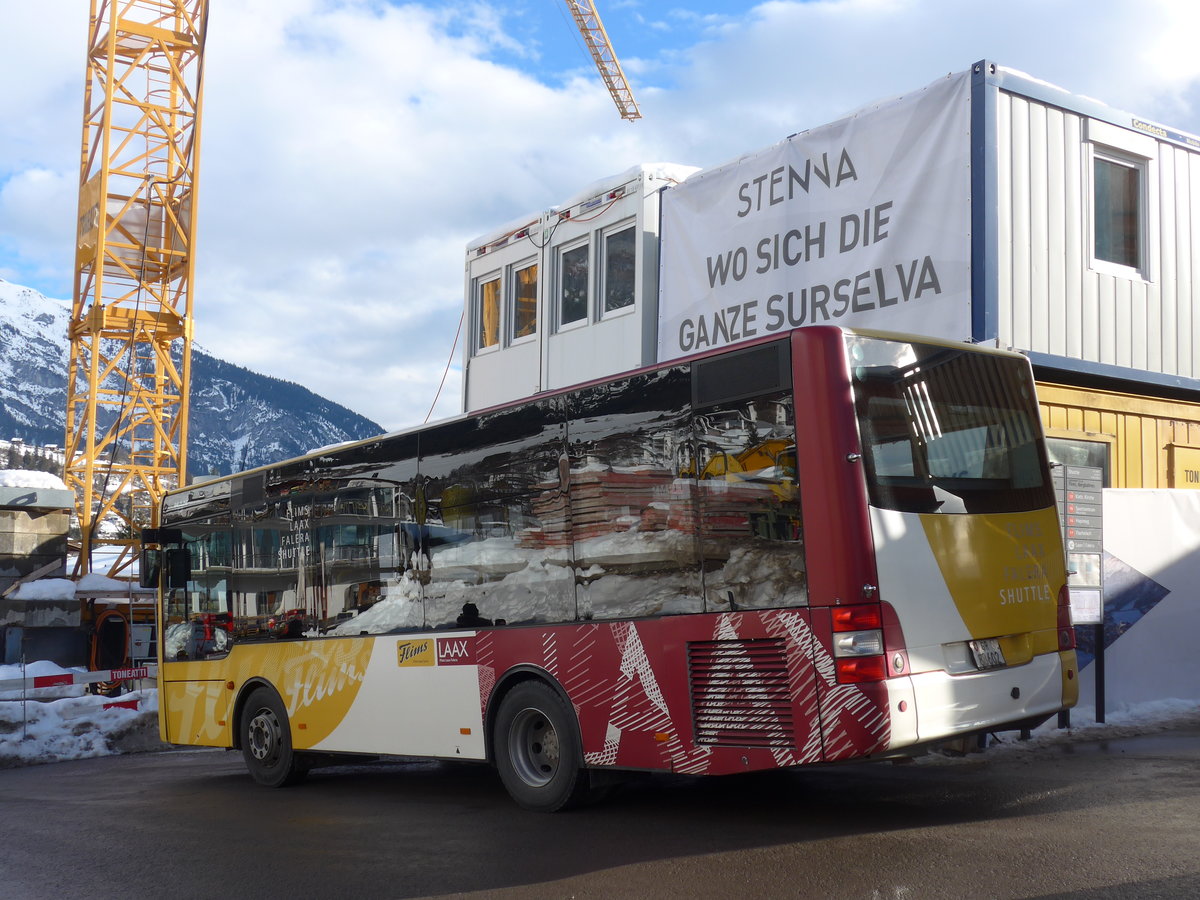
[240,687,309,788]
[494,681,590,812]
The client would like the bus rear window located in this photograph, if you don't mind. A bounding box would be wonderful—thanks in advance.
[845,335,1054,514]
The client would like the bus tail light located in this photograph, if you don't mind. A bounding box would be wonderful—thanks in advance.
[832,605,882,631]
[1057,584,1076,650]
[833,603,886,683]
[836,656,888,683]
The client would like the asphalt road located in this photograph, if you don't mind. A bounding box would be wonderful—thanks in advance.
[1,725,1199,900]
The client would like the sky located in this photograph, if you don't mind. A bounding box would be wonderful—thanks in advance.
[3,0,1200,432]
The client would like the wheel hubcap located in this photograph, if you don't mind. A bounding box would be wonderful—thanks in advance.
[509,707,560,787]
[248,707,282,765]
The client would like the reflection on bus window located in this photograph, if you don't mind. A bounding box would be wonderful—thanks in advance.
[694,390,806,611]
[567,366,703,621]
[847,334,1053,514]
[164,524,233,660]
[418,397,574,628]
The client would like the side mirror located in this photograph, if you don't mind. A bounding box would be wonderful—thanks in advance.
[139,548,162,589]
[165,547,192,589]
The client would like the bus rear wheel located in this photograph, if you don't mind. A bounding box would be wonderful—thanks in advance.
[494,681,590,812]
[240,687,309,788]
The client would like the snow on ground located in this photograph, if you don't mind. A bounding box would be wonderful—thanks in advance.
[1,658,1197,772]
[0,689,160,768]
[913,698,1200,765]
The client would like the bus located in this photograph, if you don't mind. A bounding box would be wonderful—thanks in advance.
[141,325,1077,811]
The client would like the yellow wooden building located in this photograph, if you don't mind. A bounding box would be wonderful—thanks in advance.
[1038,382,1200,490]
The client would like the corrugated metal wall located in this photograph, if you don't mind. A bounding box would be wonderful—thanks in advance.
[1038,381,1200,488]
[996,91,1200,378]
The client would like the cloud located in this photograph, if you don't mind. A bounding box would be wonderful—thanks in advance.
[640,0,1200,167]
[190,1,654,430]
[0,168,76,289]
[3,0,1200,434]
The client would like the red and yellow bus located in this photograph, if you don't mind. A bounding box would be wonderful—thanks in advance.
[143,326,1077,810]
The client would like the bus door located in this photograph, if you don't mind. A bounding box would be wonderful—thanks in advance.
[157,518,236,747]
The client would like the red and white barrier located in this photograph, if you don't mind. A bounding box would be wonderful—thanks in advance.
[0,665,155,693]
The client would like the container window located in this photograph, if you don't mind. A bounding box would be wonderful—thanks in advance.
[559,243,589,326]
[511,263,538,340]
[1093,154,1142,270]
[1084,119,1156,281]
[476,277,500,351]
[602,226,636,314]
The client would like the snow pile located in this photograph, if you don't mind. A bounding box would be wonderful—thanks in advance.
[10,573,145,602]
[1017,699,1200,747]
[1,661,163,768]
[0,469,68,490]
[0,688,161,768]
[9,579,76,602]
[917,699,1200,764]
[0,660,88,700]
[77,573,139,592]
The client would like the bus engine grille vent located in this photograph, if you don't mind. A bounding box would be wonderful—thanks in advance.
[688,638,794,748]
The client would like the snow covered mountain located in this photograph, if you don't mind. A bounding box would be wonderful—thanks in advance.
[0,278,383,477]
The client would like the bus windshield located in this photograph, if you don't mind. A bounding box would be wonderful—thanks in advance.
[845,334,1054,515]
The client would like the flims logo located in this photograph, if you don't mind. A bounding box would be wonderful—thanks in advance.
[396,639,434,667]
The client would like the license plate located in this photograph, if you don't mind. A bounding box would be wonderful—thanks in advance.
[969,638,1006,670]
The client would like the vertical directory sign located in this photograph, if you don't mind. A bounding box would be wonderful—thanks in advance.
[1052,464,1104,625]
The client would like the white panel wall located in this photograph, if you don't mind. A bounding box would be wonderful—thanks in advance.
[996,91,1200,379]
[467,341,540,412]
[1075,490,1200,712]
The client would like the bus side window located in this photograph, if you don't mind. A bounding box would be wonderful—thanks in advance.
[418,397,574,628]
[694,390,807,611]
[566,366,705,621]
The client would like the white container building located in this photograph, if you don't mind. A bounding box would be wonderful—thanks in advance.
[462,164,697,412]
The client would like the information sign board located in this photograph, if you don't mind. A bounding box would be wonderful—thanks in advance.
[1053,464,1105,626]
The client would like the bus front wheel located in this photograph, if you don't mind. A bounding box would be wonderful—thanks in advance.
[240,687,309,788]
[494,681,590,812]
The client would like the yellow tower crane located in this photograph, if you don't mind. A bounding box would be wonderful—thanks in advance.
[64,0,207,577]
[564,0,641,121]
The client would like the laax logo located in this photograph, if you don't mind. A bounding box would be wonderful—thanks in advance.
[396,639,434,667]
[436,637,475,666]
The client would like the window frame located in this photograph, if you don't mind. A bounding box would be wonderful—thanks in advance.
[599,220,637,319]
[472,271,502,355]
[508,258,539,345]
[1084,118,1157,283]
[555,238,592,331]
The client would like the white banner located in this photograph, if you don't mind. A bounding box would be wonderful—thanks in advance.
[658,71,972,361]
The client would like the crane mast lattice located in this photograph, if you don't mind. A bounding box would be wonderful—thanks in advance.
[64,0,207,576]
[564,0,641,120]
